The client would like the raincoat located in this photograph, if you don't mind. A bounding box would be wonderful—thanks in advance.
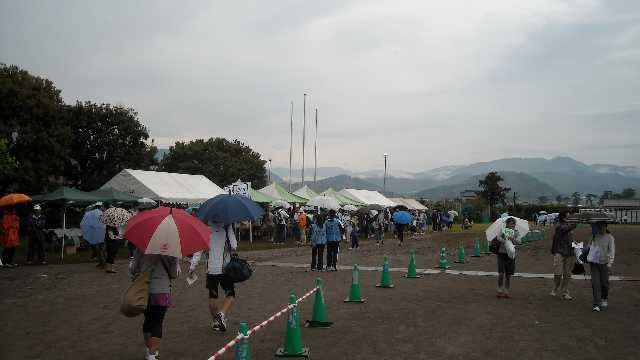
[1,211,20,247]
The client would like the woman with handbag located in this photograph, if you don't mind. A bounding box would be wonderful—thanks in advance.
[130,251,179,360]
[189,222,238,332]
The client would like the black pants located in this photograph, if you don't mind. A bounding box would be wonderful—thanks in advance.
[2,246,16,265]
[105,239,120,264]
[276,224,286,243]
[126,241,136,258]
[27,231,46,263]
[311,245,325,270]
[590,263,610,306]
[92,243,106,265]
[397,229,404,244]
[351,235,359,249]
[326,242,339,269]
[143,304,168,338]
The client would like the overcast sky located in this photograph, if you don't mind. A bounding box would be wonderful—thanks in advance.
[2,0,639,174]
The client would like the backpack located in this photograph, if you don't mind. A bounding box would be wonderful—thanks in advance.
[489,237,500,255]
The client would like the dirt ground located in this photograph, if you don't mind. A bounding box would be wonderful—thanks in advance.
[1,225,639,360]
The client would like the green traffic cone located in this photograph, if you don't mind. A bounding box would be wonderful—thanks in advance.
[404,250,421,278]
[344,264,366,303]
[454,241,467,264]
[306,278,333,328]
[438,247,449,270]
[376,256,394,288]
[234,323,251,360]
[276,295,310,358]
[471,239,482,257]
[484,239,492,255]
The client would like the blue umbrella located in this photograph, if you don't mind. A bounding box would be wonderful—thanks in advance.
[80,208,106,245]
[198,194,265,225]
[392,211,413,225]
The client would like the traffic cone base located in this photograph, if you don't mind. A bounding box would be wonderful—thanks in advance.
[376,283,395,288]
[403,274,422,278]
[344,297,367,303]
[305,320,334,328]
[275,348,310,358]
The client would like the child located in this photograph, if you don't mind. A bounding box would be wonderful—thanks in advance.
[496,218,521,298]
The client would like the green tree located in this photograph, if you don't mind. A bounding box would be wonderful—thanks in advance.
[160,138,267,189]
[0,64,70,193]
[478,172,511,218]
[0,137,16,177]
[585,193,597,207]
[571,192,581,207]
[63,101,157,190]
[555,194,563,204]
[537,196,549,205]
[620,188,636,199]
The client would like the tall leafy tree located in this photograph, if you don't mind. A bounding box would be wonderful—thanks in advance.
[64,101,157,191]
[478,172,511,217]
[0,137,16,177]
[160,138,267,189]
[0,64,70,193]
[571,192,581,207]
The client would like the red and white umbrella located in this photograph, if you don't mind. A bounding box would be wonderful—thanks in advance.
[125,207,210,257]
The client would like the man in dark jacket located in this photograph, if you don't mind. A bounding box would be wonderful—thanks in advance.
[550,212,576,299]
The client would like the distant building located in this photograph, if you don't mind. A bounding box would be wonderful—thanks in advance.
[602,199,640,224]
[460,190,478,201]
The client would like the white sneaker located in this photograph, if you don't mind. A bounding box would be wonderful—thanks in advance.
[210,318,221,331]
[601,300,608,308]
[592,306,601,312]
[146,349,159,360]
[562,294,573,300]
[550,290,558,297]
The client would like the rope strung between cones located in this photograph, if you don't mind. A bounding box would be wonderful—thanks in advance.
[207,286,318,360]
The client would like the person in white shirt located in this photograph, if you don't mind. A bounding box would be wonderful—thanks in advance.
[587,222,615,312]
[189,223,238,332]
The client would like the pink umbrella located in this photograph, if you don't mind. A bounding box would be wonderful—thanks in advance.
[125,207,210,257]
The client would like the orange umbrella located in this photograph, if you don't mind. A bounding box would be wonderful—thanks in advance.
[0,193,32,207]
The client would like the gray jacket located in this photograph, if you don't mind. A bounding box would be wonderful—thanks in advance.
[132,253,178,294]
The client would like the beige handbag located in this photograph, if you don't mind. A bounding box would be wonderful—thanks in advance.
[120,271,151,317]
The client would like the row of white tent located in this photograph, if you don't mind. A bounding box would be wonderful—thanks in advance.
[101,169,427,210]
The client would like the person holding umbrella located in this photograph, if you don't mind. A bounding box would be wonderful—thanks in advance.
[81,203,107,267]
[190,194,264,332]
[100,204,133,274]
[496,217,522,299]
[1,206,20,267]
[125,207,210,360]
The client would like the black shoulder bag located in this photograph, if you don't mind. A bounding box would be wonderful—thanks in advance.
[223,226,253,283]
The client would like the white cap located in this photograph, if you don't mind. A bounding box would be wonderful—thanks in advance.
[34,204,41,211]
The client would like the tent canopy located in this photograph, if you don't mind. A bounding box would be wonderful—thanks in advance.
[321,188,364,206]
[249,188,277,204]
[100,169,225,205]
[258,182,307,204]
[293,185,318,200]
[340,189,396,207]
[89,187,141,203]
[32,186,102,205]
[390,198,428,210]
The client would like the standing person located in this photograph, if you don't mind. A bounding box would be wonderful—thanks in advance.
[27,204,47,265]
[104,224,121,274]
[496,217,521,299]
[550,212,577,299]
[298,209,307,245]
[81,203,107,267]
[375,212,385,246]
[310,214,326,271]
[350,220,359,250]
[262,209,275,242]
[276,208,288,244]
[325,210,342,271]
[588,222,615,312]
[130,250,179,360]
[396,222,405,246]
[189,223,238,332]
[1,207,20,267]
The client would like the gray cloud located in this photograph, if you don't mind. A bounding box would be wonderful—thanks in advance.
[2,0,639,173]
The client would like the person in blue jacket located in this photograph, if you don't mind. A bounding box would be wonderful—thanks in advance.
[310,214,327,271]
[325,210,343,271]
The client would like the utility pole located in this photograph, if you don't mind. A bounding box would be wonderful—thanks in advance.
[383,153,388,193]
[288,102,293,191]
[314,108,318,185]
[302,93,307,186]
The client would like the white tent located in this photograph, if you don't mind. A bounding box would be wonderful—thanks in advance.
[101,169,225,205]
[293,185,318,200]
[389,198,428,210]
[339,189,396,207]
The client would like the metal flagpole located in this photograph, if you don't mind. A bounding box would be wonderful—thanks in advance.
[314,108,318,185]
[289,102,293,191]
[302,93,307,186]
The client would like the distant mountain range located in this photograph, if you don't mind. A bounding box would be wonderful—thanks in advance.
[272,157,640,200]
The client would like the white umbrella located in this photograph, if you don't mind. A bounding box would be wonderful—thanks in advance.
[538,211,548,214]
[485,216,530,242]
[138,197,156,205]
[448,210,458,217]
[342,204,358,212]
[271,200,292,209]
[307,195,341,210]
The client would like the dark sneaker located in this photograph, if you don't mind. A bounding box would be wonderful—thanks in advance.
[216,312,227,332]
